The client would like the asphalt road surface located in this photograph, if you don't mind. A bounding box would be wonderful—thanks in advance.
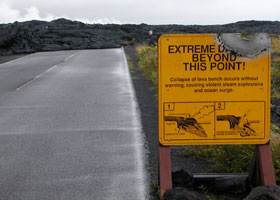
[0,49,148,200]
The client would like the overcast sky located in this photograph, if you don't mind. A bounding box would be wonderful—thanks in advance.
[0,0,279,25]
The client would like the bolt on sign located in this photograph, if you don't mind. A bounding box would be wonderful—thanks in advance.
[158,33,271,145]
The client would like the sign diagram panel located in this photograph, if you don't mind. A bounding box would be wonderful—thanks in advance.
[158,34,271,145]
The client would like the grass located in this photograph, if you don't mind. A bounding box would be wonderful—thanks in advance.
[124,38,137,46]
[271,60,280,98]
[271,124,280,134]
[198,185,217,200]
[117,28,125,34]
[271,35,280,99]
[136,34,280,185]
[181,131,280,184]
[179,128,280,185]
[270,130,280,183]
[182,145,255,173]
[125,54,134,72]
[136,45,158,87]
[271,35,280,53]
[149,180,160,200]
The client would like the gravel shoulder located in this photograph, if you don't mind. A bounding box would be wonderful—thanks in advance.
[124,45,213,195]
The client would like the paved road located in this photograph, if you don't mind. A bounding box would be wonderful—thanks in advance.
[0,49,148,200]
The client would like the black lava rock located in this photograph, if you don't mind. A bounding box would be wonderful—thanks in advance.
[244,186,280,200]
[1,19,280,55]
[172,170,193,188]
[163,187,206,200]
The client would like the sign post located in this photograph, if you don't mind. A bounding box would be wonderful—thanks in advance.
[158,144,172,197]
[249,143,276,186]
[157,33,275,198]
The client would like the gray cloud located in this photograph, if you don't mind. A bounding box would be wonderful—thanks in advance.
[0,0,280,24]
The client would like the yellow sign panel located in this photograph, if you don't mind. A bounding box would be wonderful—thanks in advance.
[158,34,271,145]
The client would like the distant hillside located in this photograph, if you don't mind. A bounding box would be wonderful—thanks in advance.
[0,18,280,55]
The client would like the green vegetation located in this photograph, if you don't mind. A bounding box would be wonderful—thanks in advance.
[137,45,158,87]
[182,145,255,173]
[271,59,280,98]
[149,180,160,200]
[198,185,217,200]
[117,28,125,34]
[136,34,280,184]
[271,124,280,134]
[131,38,137,45]
[271,35,280,53]
[271,131,280,183]
[271,36,280,99]
[237,30,248,37]
[124,38,137,46]
[181,131,280,185]
[125,54,134,72]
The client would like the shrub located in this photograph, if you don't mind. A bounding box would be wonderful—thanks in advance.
[136,45,158,86]
[271,132,280,184]
[183,145,255,174]
[271,36,280,99]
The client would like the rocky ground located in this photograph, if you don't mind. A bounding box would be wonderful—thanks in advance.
[272,97,280,126]
[1,19,280,55]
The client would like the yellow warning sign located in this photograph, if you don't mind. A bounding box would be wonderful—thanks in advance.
[158,34,271,145]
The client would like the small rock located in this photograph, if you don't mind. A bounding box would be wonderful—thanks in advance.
[276,106,280,116]
[163,187,206,200]
[243,185,280,200]
[172,170,193,188]
[271,104,276,112]
[192,174,248,194]
[274,98,280,106]
[211,176,248,194]
[270,99,280,124]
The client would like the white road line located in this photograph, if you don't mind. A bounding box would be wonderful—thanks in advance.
[64,53,77,62]
[16,65,58,91]
[16,78,37,91]
[46,65,57,72]
[16,52,77,91]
